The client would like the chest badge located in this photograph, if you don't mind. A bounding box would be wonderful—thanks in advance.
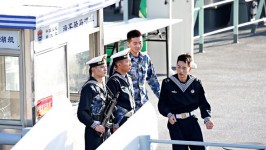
[191,89,195,94]
[171,90,177,93]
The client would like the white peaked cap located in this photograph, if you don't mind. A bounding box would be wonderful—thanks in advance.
[86,54,107,67]
[110,48,130,62]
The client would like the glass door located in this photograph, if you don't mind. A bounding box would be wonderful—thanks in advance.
[0,56,21,121]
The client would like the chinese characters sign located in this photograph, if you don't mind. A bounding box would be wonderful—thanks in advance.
[61,15,91,32]
[0,30,20,49]
[35,12,96,42]
[37,95,53,119]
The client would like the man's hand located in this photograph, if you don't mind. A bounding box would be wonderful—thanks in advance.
[113,128,118,133]
[205,120,214,129]
[168,114,177,125]
[95,125,105,134]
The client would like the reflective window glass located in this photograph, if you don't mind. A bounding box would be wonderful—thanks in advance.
[0,56,20,120]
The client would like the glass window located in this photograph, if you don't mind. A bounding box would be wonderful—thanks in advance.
[0,56,20,120]
[67,33,90,102]
[5,56,20,91]
[69,50,90,93]
[60,19,94,102]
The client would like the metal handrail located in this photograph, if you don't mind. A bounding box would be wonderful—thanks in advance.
[203,0,234,9]
[193,0,266,52]
[194,0,234,11]
[139,135,266,150]
[194,17,266,39]
[151,139,266,149]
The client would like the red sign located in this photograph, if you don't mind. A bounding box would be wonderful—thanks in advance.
[37,95,53,118]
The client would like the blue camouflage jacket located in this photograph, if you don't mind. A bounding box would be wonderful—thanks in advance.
[77,77,108,129]
[128,52,160,110]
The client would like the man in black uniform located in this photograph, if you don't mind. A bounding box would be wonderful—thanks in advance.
[77,54,110,150]
[107,49,135,132]
[158,53,214,150]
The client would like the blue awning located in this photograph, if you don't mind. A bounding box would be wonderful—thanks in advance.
[0,0,118,29]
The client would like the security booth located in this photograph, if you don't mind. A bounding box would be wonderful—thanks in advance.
[0,0,117,148]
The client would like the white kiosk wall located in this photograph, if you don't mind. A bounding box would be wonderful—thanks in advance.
[147,0,194,74]
[34,46,68,101]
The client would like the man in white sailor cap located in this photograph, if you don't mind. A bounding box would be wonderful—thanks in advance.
[107,49,135,132]
[86,54,107,76]
[77,54,110,150]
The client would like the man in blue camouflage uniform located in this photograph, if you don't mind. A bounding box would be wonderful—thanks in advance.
[127,29,161,110]
[77,54,110,150]
[107,49,135,132]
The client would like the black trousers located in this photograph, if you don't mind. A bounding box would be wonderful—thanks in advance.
[167,116,206,150]
[84,126,109,150]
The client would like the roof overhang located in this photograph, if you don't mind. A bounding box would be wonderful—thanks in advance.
[0,0,118,29]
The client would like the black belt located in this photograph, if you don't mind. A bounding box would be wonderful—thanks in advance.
[92,114,102,121]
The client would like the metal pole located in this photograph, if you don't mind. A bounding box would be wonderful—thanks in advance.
[139,135,151,150]
[251,0,265,33]
[165,27,169,77]
[194,0,201,26]
[123,0,128,23]
[233,0,239,43]
[199,0,204,53]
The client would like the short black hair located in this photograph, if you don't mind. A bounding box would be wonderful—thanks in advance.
[177,53,192,67]
[127,29,142,42]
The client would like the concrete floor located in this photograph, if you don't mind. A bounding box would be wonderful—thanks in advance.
[148,25,266,150]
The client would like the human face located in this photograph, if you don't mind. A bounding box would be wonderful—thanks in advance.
[176,61,191,82]
[127,36,143,56]
[92,62,107,78]
[117,57,132,75]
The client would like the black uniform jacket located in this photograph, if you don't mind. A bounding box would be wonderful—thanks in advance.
[77,77,107,128]
[106,71,135,111]
[158,74,211,119]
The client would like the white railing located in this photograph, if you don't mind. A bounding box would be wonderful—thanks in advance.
[139,135,266,150]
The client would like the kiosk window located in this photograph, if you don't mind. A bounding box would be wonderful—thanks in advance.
[5,56,19,91]
[68,50,89,102]
[69,50,89,93]
[0,56,20,120]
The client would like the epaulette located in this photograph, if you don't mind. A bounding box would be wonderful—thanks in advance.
[189,74,201,83]
[110,76,119,82]
[82,80,97,88]
[164,78,171,83]
[189,74,198,80]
